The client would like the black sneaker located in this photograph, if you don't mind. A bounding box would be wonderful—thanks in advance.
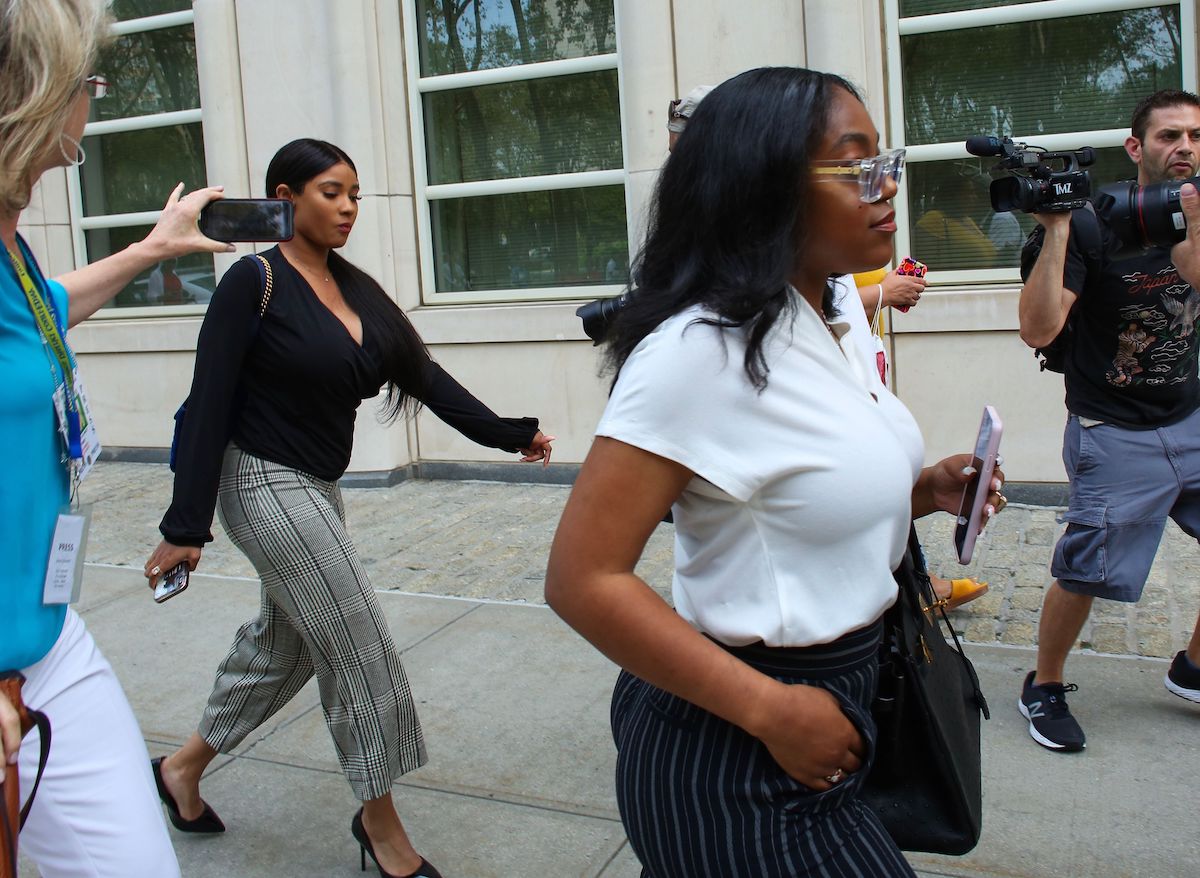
[1164,651,1200,703]
[1018,670,1086,752]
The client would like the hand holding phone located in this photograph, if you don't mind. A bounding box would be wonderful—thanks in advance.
[198,198,294,243]
[894,257,928,312]
[954,405,1003,565]
[153,562,190,603]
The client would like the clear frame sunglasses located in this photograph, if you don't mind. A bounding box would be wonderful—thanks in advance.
[810,148,906,203]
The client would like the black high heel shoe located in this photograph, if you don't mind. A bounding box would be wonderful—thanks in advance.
[350,807,443,878]
[150,756,226,833]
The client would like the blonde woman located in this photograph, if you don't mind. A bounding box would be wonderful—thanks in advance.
[0,2,230,875]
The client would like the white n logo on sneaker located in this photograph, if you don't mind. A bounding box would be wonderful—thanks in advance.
[1026,700,1045,718]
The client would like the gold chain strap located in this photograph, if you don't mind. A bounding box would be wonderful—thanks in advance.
[253,254,273,317]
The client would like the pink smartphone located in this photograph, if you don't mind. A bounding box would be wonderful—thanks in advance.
[894,257,927,312]
[954,405,1003,565]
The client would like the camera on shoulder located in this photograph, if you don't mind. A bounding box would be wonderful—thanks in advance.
[965,135,1093,213]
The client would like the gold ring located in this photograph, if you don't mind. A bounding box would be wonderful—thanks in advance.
[995,494,1008,512]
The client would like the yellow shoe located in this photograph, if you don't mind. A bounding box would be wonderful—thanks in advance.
[946,578,988,610]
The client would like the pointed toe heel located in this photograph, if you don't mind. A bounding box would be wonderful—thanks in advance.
[150,756,225,834]
[351,807,443,878]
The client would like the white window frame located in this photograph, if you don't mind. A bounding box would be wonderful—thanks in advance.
[883,0,1197,286]
[400,1,631,306]
[68,9,207,320]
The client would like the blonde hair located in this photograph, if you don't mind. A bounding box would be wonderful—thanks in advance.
[0,0,112,212]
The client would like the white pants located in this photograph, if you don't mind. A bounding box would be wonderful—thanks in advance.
[18,609,179,878]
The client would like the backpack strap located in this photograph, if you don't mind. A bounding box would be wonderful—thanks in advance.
[1072,200,1104,283]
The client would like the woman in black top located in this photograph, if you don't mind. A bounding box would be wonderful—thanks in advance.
[143,139,552,878]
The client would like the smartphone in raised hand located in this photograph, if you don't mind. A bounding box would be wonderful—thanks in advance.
[198,199,294,242]
[954,405,1003,565]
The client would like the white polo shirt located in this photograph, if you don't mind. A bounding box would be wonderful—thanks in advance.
[596,293,925,647]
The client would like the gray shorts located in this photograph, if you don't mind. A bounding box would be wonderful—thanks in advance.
[1053,408,1200,602]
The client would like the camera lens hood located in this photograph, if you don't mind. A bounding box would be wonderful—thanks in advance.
[1097,176,1197,257]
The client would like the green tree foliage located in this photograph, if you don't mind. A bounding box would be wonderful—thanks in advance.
[416,1,626,292]
[903,7,1181,145]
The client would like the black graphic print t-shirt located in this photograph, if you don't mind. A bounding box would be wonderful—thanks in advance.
[1024,209,1200,429]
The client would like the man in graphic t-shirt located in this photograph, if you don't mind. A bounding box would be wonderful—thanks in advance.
[1017,89,1200,752]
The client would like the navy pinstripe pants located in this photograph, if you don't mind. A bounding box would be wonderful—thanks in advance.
[611,622,915,877]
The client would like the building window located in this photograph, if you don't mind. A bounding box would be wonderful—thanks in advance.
[73,1,211,312]
[886,0,1195,283]
[404,1,628,304]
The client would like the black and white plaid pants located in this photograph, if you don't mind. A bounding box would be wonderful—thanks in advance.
[197,446,426,800]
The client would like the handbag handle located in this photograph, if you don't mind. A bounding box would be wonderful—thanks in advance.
[871,283,885,336]
[1,672,52,878]
[900,529,990,719]
[252,254,273,318]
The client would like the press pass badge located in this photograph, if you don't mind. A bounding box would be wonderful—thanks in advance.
[43,504,92,604]
[72,371,101,480]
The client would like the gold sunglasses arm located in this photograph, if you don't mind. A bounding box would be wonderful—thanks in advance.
[809,166,860,178]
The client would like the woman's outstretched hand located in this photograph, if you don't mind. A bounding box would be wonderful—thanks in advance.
[752,680,865,791]
[518,431,555,467]
[144,540,202,590]
[141,183,235,260]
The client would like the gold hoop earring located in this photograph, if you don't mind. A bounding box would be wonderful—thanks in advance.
[59,134,86,167]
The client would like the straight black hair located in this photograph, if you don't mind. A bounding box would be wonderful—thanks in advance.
[265,138,429,421]
[604,67,860,391]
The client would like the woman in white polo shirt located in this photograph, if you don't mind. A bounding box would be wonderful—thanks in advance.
[545,68,1000,876]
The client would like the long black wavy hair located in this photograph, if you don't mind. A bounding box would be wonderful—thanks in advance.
[266,138,429,421]
[604,67,860,391]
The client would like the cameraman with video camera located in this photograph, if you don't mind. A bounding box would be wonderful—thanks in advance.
[1014,90,1200,753]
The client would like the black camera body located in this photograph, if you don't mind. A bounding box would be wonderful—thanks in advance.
[966,135,1094,213]
[1096,176,1197,255]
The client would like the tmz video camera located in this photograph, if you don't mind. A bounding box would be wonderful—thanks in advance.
[966,135,1094,213]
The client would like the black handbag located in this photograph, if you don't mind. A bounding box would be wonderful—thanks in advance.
[862,526,990,855]
[169,254,273,471]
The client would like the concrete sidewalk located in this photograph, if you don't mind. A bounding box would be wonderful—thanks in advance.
[22,463,1200,877]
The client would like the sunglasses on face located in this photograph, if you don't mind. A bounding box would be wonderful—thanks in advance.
[810,148,906,203]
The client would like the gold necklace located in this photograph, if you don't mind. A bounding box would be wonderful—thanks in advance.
[285,250,331,283]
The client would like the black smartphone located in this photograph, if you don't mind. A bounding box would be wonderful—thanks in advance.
[198,199,294,243]
[154,562,190,603]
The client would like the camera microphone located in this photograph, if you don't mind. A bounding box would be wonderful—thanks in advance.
[965,135,1007,157]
